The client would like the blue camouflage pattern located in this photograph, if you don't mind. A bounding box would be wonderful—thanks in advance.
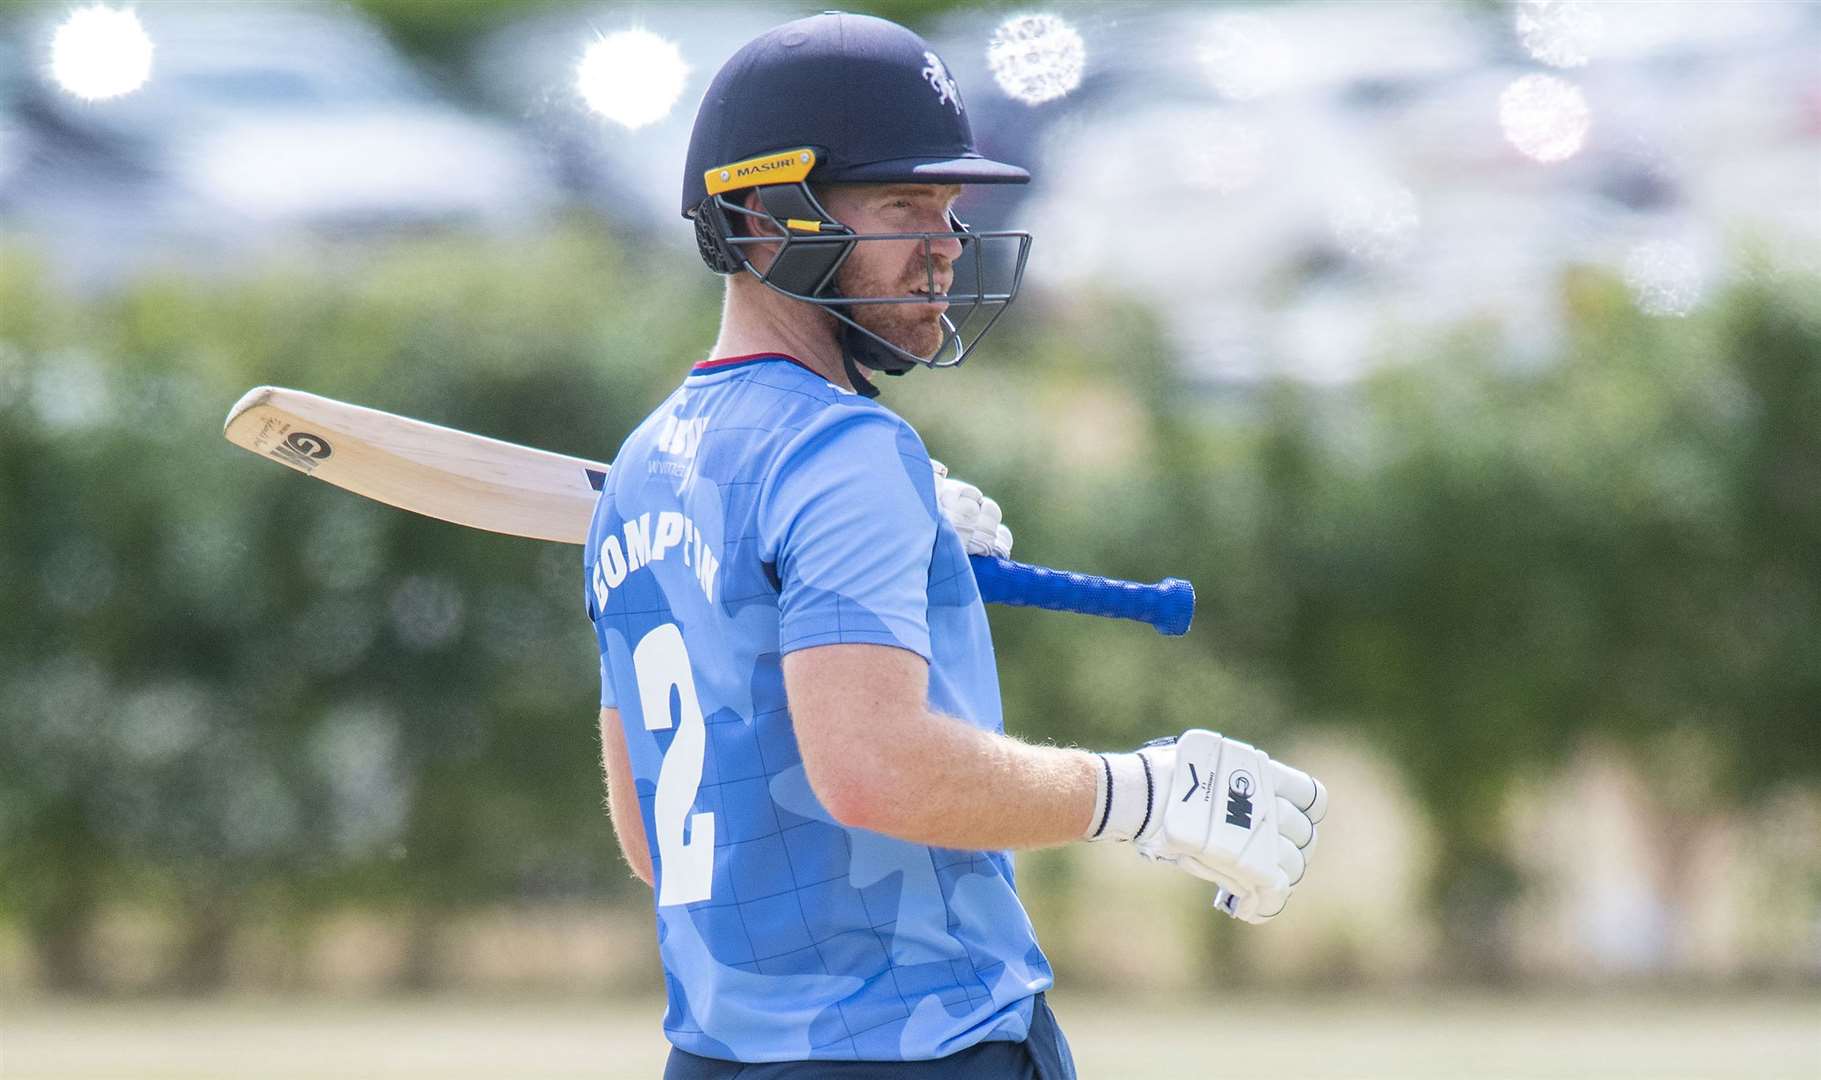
[585,354,1052,1062]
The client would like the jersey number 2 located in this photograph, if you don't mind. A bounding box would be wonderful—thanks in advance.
[635,623,715,906]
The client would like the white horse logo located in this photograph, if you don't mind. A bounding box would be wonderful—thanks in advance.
[922,51,962,114]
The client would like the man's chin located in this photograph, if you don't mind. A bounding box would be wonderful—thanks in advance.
[852,315,945,363]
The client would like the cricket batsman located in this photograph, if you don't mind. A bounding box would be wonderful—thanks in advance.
[585,13,1328,1077]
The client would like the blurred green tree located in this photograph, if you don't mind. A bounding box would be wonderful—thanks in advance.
[0,230,716,990]
[2,223,1817,990]
[1178,271,1821,972]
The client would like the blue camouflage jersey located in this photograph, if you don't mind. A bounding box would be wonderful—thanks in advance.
[584,353,1052,1063]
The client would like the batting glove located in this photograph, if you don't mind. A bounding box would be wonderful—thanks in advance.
[930,459,1013,558]
[1084,729,1327,924]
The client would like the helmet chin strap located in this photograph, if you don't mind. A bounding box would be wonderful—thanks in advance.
[841,347,883,399]
[834,305,918,400]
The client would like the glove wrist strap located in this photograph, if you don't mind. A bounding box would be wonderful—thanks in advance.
[1083,751,1158,843]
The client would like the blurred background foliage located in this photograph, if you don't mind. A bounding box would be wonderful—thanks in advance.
[2,0,1819,1009]
[2,223,1817,992]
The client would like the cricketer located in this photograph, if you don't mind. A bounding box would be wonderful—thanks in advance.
[584,13,1329,1078]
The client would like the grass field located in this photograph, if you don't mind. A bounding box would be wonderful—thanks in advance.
[3,991,1818,1079]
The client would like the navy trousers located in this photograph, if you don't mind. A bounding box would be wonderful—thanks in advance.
[662,993,1078,1079]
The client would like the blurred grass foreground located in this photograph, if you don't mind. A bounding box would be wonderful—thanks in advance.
[3,218,1820,998]
[6,992,1820,1079]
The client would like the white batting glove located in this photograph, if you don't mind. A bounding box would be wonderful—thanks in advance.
[1084,729,1327,924]
[930,459,1013,558]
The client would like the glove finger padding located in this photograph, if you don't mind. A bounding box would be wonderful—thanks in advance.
[1276,796,1314,849]
[1269,759,1327,824]
[978,495,1002,533]
[929,461,1015,559]
[1278,835,1306,886]
[962,492,1002,557]
[939,481,984,532]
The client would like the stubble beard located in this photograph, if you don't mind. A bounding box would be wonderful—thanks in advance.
[835,254,948,361]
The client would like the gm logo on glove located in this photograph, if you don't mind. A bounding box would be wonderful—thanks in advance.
[1225,771,1255,829]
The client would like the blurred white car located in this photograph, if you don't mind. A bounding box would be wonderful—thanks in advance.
[6,1,555,283]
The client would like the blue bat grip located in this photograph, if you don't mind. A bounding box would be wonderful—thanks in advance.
[969,555,1196,637]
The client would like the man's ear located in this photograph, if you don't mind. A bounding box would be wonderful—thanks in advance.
[733,190,784,273]
[737,190,783,239]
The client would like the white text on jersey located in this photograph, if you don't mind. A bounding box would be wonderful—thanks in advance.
[593,510,720,612]
[656,414,710,460]
[650,414,710,479]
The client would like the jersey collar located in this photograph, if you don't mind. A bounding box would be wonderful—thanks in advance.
[690,353,824,378]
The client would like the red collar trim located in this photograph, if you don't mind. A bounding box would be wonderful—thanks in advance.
[690,353,822,377]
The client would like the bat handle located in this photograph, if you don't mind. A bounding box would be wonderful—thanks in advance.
[969,555,1196,637]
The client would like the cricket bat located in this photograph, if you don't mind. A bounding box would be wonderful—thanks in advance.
[224,386,1194,635]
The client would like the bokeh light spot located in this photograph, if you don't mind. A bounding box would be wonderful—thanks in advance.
[30,352,112,432]
[117,682,212,766]
[301,505,385,592]
[49,4,154,101]
[1624,241,1705,317]
[987,13,1085,105]
[1196,13,1290,102]
[576,28,689,131]
[1330,182,1422,266]
[389,574,465,651]
[1499,73,1591,164]
[1516,0,1604,69]
[311,702,409,857]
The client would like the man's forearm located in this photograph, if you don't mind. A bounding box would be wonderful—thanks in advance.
[785,643,1100,851]
[598,708,655,887]
[834,708,1100,850]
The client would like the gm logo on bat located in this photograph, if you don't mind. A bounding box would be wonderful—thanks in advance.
[268,431,333,474]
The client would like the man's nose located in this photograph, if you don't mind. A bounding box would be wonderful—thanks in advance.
[927,229,964,262]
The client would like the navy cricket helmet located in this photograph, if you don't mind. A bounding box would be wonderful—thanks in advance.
[682,11,1033,396]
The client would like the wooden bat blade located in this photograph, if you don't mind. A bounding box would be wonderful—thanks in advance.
[226,387,1196,634]
[224,386,607,544]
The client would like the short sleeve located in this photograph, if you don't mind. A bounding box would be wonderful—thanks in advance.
[758,405,936,661]
[600,654,617,709]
